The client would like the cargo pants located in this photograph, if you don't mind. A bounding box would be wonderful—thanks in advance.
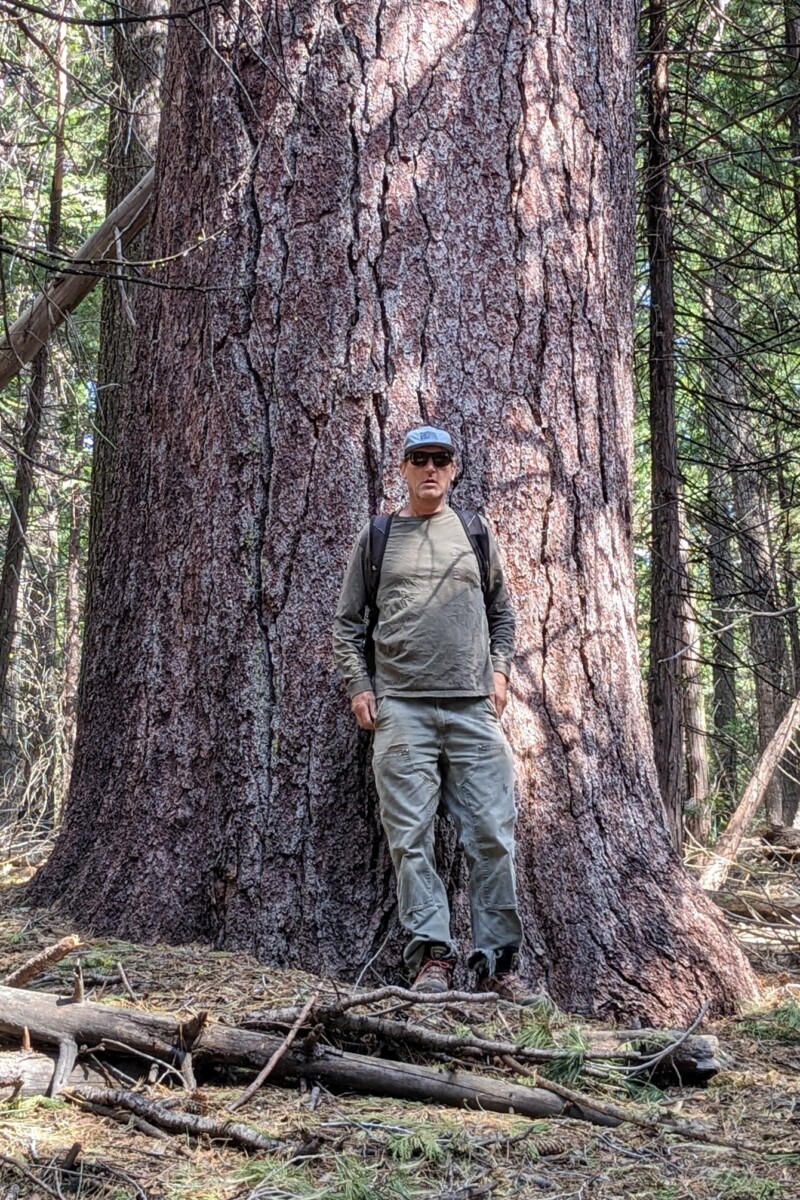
[372,695,524,974]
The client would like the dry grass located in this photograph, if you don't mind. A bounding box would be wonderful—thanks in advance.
[1,854,799,1200]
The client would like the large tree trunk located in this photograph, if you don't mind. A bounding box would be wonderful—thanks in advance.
[31,0,758,1023]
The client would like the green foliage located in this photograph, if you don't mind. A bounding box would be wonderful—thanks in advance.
[1,1095,67,1115]
[515,1009,589,1085]
[738,1000,800,1043]
[234,1159,318,1195]
[713,1172,784,1199]
[386,1126,445,1164]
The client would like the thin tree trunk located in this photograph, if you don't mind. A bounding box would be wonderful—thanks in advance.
[87,0,164,630]
[32,0,758,1024]
[681,531,710,842]
[784,2,800,266]
[702,378,738,803]
[773,430,800,827]
[0,3,68,821]
[705,267,792,826]
[58,488,84,810]
[645,0,686,848]
[0,356,47,710]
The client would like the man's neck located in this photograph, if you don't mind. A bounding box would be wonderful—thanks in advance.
[399,499,449,517]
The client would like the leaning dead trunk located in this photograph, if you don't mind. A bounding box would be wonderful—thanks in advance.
[699,693,800,891]
[0,171,153,391]
[31,0,758,1023]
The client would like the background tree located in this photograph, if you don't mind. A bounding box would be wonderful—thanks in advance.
[30,0,757,1023]
[0,2,106,827]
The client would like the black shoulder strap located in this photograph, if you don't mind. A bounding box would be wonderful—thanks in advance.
[452,506,490,597]
[365,513,394,611]
[363,513,394,679]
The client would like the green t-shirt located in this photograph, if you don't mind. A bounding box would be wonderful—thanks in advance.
[333,506,515,699]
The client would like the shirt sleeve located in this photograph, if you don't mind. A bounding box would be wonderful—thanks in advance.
[483,519,516,679]
[332,523,374,698]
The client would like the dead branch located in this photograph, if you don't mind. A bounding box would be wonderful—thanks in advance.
[0,1155,61,1198]
[66,1085,282,1152]
[229,990,319,1112]
[49,1036,78,1096]
[245,1006,720,1083]
[2,934,82,987]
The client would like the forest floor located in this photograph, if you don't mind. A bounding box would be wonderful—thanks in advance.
[0,848,799,1200]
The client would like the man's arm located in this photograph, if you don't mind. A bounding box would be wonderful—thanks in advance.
[332,524,377,729]
[483,521,516,716]
[484,522,516,678]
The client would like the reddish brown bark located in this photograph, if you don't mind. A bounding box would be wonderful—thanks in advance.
[32,0,757,1023]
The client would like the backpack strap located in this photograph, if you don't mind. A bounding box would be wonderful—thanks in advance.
[452,506,490,598]
[365,513,394,612]
[363,513,394,678]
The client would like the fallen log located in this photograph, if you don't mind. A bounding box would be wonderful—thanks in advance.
[710,889,800,924]
[0,1050,107,1098]
[244,1007,721,1084]
[0,984,615,1125]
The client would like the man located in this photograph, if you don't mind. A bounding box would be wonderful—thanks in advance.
[333,425,532,1001]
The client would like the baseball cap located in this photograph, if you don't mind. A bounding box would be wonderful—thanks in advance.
[403,426,455,457]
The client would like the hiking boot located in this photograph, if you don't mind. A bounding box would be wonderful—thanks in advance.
[475,948,547,1006]
[411,947,455,994]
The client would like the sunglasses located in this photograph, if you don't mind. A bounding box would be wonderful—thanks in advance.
[405,450,454,468]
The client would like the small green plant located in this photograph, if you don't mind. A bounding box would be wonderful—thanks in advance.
[327,1156,382,1200]
[80,950,117,970]
[386,1126,445,1164]
[234,1159,317,1194]
[714,1171,783,1199]
[738,1000,800,1043]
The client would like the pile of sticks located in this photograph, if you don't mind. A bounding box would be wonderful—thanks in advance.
[0,938,726,1155]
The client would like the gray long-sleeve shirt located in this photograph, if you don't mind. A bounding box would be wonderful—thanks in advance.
[332,506,516,699]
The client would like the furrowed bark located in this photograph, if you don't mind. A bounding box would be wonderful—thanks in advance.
[32,0,758,1023]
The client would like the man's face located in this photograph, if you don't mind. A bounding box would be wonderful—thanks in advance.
[401,448,457,507]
